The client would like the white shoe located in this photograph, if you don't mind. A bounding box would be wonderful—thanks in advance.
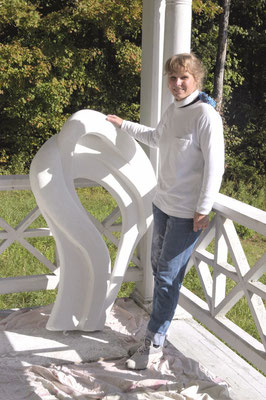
[126,339,163,370]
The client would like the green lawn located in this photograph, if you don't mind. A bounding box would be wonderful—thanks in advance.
[0,187,265,344]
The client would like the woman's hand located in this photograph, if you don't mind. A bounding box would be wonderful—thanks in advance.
[193,212,209,232]
[106,114,123,128]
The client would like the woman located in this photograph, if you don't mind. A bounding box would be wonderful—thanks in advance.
[107,53,224,370]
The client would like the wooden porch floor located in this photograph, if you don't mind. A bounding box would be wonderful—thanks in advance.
[168,316,266,400]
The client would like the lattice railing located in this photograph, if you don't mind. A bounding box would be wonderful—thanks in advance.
[180,193,266,374]
[0,176,265,373]
[0,204,59,293]
[0,176,141,296]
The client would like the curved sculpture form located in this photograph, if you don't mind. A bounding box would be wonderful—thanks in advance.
[30,110,156,331]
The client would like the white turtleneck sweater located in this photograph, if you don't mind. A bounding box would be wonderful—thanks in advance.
[121,90,224,218]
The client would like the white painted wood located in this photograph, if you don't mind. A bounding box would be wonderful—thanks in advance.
[161,0,192,113]
[195,260,213,309]
[244,253,266,282]
[246,292,266,347]
[222,218,251,276]
[102,206,120,229]
[183,207,266,373]
[0,274,59,293]
[123,266,143,282]
[0,268,144,295]
[247,281,266,299]
[168,317,266,400]
[136,0,166,303]
[20,237,57,272]
[15,206,41,232]
[0,237,13,254]
[214,261,238,281]
[214,193,266,235]
[214,283,243,316]
[0,206,57,272]
[179,287,266,374]
[0,175,96,191]
[140,0,165,129]
[213,215,227,310]
[0,175,31,191]
[194,248,215,266]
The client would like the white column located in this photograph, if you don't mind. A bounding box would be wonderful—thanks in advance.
[140,0,165,169]
[135,0,192,306]
[162,0,192,318]
[162,0,192,113]
[133,0,165,305]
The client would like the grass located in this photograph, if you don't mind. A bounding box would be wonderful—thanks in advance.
[0,187,134,310]
[0,186,265,345]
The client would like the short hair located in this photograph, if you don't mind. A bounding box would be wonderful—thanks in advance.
[164,53,206,90]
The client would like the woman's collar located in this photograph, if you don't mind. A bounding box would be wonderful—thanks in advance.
[174,90,199,108]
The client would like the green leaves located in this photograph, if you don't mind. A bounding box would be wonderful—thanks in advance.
[0,0,40,32]
[192,0,222,18]
[0,0,264,185]
[0,0,142,170]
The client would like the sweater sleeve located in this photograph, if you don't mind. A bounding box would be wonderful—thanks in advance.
[121,115,166,148]
[196,107,225,215]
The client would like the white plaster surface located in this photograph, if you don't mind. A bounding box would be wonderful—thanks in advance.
[29,110,157,332]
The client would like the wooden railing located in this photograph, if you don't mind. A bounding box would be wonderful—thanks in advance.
[180,193,266,374]
[0,175,265,373]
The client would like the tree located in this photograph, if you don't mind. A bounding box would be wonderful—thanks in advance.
[222,0,265,183]
[213,0,231,111]
[0,0,264,189]
[0,0,142,171]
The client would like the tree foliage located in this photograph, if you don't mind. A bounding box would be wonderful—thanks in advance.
[222,0,265,183]
[0,0,265,189]
[0,0,142,169]
[191,0,265,188]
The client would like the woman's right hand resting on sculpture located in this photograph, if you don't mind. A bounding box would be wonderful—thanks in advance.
[106,114,123,128]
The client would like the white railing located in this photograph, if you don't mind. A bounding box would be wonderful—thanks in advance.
[0,175,265,373]
[0,175,142,294]
[180,193,266,374]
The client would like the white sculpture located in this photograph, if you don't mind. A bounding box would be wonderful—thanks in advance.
[30,110,157,331]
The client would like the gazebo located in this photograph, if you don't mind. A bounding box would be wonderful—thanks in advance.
[0,1,265,399]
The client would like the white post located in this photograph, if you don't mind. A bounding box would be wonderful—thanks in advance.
[162,0,192,113]
[162,0,192,318]
[139,0,165,168]
[133,0,165,305]
[134,0,192,306]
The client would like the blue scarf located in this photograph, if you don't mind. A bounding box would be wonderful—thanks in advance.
[199,92,216,108]
[180,92,216,109]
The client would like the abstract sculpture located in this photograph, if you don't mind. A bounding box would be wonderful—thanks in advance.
[30,110,157,331]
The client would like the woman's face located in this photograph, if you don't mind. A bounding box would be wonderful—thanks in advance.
[168,67,197,101]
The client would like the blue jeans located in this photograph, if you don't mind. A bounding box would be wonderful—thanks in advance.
[146,204,201,346]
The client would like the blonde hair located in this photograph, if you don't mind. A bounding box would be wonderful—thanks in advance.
[164,53,206,90]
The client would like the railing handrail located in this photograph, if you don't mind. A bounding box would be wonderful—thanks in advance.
[0,174,96,191]
[2,175,265,231]
[214,193,266,236]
